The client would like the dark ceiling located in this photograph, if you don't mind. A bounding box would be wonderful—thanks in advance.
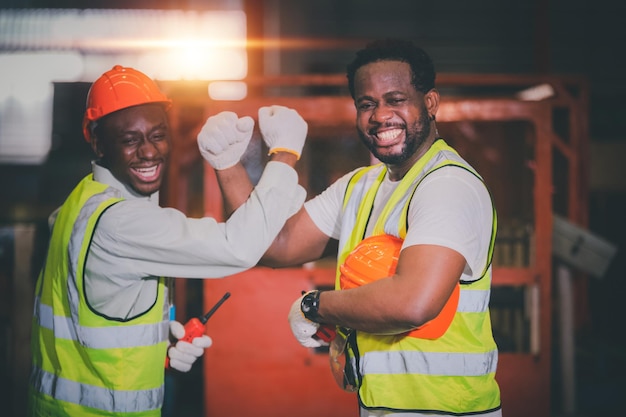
[3,0,624,141]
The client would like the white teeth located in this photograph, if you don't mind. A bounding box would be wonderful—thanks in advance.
[134,166,157,177]
[134,165,159,181]
[377,129,402,142]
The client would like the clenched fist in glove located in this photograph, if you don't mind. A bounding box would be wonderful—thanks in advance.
[167,320,213,372]
[258,105,307,159]
[197,111,254,170]
[288,293,327,348]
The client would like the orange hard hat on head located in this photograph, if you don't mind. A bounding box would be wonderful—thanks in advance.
[339,234,459,340]
[82,65,172,142]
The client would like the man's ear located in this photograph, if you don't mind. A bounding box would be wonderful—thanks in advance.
[90,133,104,158]
[424,88,440,119]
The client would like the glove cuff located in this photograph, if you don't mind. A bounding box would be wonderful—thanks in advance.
[268,147,301,160]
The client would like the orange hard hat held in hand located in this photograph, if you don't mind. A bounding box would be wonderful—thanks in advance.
[339,234,459,339]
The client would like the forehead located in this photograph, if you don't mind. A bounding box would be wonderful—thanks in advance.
[354,60,413,97]
[101,103,168,130]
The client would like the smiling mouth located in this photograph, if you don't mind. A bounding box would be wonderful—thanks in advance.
[375,128,403,146]
[132,164,161,182]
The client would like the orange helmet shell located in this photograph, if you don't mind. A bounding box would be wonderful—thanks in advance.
[339,234,403,290]
[339,233,459,340]
[82,65,172,142]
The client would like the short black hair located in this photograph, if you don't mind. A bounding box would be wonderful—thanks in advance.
[346,39,436,99]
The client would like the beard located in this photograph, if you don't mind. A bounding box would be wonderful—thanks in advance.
[358,110,432,165]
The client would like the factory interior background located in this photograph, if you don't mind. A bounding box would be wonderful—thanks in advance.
[1,1,625,416]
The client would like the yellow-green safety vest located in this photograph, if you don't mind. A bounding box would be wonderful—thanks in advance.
[28,174,170,417]
[336,139,501,414]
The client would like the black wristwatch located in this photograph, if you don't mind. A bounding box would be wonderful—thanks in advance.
[301,290,322,323]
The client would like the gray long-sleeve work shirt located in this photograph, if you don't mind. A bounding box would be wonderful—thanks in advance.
[50,160,305,320]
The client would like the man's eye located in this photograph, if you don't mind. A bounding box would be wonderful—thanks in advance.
[151,131,168,141]
[122,136,140,145]
[358,102,375,111]
[389,98,406,105]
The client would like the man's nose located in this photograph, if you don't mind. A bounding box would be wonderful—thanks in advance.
[370,104,393,123]
[138,138,158,158]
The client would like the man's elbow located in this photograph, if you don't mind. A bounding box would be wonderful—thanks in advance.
[258,232,294,268]
[259,250,299,268]
[403,301,442,329]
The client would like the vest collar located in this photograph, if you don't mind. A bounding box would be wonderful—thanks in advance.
[91,160,159,204]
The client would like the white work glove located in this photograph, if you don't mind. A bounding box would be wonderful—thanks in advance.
[258,105,307,159]
[288,294,326,348]
[167,320,213,372]
[197,111,254,170]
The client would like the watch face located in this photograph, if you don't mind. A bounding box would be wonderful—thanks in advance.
[301,292,319,321]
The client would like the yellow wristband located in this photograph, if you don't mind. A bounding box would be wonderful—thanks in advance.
[268,147,301,160]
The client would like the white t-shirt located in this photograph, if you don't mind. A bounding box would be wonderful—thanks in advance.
[304,164,494,282]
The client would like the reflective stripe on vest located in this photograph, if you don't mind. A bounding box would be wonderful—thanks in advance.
[458,288,491,312]
[361,349,498,376]
[34,297,169,348]
[30,366,164,414]
[29,174,169,417]
[338,139,500,414]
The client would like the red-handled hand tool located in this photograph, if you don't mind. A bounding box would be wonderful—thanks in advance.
[166,292,231,368]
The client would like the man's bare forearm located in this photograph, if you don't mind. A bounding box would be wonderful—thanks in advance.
[215,152,298,218]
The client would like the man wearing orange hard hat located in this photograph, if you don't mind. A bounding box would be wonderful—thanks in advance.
[214,40,501,417]
[28,65,309,417]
